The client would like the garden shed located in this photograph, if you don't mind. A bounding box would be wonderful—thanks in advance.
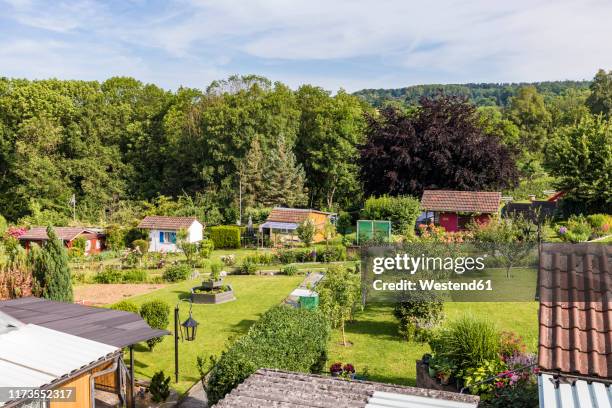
[18,227,106,255]
[0,297,169,408]
[537,243,611,408]
[259,207,335,245]
[137,215,203,252]
[420,190,501,232]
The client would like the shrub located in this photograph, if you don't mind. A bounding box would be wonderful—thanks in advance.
[210,261,223,281]
[429,315,500,371]
[206,306,329,405]
[122,269,148,283]
[124,228,148,247]
[131,239,149,254]
[208,226,241,249]
[198,239,215,258]
[162,264,191,282]
[110,300,139,314]
[94,267,124,284]
[105,224,126,250]
[282,265,299,276]
[220,254,236,266]
[586,213,612,236]
[336,211,354,235]
[140,300,170,350]
[276,248,314,264]
[69,237,87,258]
[361,195,421,234]
[317,245,347,262]
[394,296,444,342]
[558,215,592,242]
[239,259,257,275]
[499,331,527,359]
[149,370,171,402]
[296,219,316,246]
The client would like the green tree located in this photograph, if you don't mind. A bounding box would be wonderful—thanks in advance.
[295,86,367,209]
[31,227,73,302]
[140,300,170,350]
[296,219,316,246]
[177,228,198,266]
[545,115,612,213]
[318,265,361,346]
[586,69,612,118]
[259,138,308,207]
[506,86,552,159]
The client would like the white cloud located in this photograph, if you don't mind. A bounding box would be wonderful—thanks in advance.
[1,0,611,90]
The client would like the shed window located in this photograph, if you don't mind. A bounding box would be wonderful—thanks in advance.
[160,231,176,244]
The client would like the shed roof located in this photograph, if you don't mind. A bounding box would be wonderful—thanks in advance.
[0,297,169,348]
[137,215,199,230]
[266,207,333,224]
[538,243,611,379]
[18,227,102,242]
[214,368,479,407]
[538,373,611,408]
[0,323,118,406]
[421,190,501,213]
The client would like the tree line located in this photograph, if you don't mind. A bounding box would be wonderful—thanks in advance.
[0,70,610,227]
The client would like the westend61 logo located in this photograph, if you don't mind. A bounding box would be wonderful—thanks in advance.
[372,253,487,275]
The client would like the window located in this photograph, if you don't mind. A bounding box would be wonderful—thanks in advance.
[159,231,177,244]
[95,240,101,249]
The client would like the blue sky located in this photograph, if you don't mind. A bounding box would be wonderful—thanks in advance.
[1,0,612,92]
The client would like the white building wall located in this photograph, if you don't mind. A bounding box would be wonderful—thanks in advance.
[188,221,204,243]
[147,221,203,252]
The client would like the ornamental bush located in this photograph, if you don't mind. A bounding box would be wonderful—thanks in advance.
[361,195,421,234]
[162,264,191,282]
[122,269,148,283]
[206,306,329,405]
[140,300,170,350]
[317,245,347,262]
[208,226,241,249]
[394,296,444,342]
[110,300,139,314]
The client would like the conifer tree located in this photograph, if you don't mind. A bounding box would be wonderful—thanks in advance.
[31,227,73,302]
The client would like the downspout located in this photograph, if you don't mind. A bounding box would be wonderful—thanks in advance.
[89,359,118,408]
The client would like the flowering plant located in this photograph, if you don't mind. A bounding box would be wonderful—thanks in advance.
[342,363,355,374]
[329,362,343,373]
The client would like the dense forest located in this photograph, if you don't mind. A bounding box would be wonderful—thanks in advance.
[353,80,591,108]
[0,71,610,227]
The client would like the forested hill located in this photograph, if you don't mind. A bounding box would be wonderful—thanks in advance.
[353,80,591,107]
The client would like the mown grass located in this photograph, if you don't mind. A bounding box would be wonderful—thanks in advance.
[124,274,303,394]
[327,301,539,386]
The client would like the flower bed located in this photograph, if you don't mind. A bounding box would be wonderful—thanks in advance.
[191,284,235,304]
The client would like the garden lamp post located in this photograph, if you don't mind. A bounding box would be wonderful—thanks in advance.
[174,300,199,382]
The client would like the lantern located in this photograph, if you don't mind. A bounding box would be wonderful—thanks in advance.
[180,303,198,341]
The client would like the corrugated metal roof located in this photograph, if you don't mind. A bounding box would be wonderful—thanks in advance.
[0,297,169,348]
[367,391,478,408]
[538,374,612,408]
[259,221,298,230]
[0,324,118,389]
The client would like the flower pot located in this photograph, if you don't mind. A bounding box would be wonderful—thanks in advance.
[439,375,451,385]
[202,279,223,290]
[428,366,437,378]
[331,370,342,377]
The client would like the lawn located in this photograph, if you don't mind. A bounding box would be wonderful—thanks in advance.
[125,274,303,394]
[327,301,539,386]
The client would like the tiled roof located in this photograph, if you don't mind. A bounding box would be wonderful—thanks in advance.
[18,227,99,241]
[538,243,611,379]
[214,368,479,407]
[266,208,332,224]
[137,215,198,230]
[420,190,501,213]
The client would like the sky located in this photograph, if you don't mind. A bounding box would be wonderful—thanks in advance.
[1,0,612,92]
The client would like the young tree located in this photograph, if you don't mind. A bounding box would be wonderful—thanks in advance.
[545,115,612,213]
[506,86,552,155]
[31,227,73,302]
[318,266,361,346]
[177,228,198,266]
[296,219,316,247]
[360,95,518,197]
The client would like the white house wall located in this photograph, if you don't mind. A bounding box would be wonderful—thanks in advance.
[148,229,179,252]
[188,221,204,243]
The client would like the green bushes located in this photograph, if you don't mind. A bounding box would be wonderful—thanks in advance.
[110,300,139,314]
[239,259,258,275]
[282,265,298,276]
[198,239,214,258]
[140,300,170,350]
[162,264,191,282]
[208,226,241,249]
[132,239,149,254]
[361,195,421,234]
[206,306,329,405]
[94,267,148,283]
[586,213,612,236]
[394,296,444,342]
[150,371,171,402]
[317,245,347,262]
[429,315,500,372]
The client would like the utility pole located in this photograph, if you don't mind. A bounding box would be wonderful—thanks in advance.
[69,194,76,222]
[238,166,243,226]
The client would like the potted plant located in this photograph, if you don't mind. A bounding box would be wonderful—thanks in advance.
[436,360,455,385]
[330,362,343,377]
[342,363,356,380]
[427,356,437,378]
[203,261,224,289]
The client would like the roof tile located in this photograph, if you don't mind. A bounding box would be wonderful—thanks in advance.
[420,190,501,213]
[137,215,199,230]
[18,227,100,241]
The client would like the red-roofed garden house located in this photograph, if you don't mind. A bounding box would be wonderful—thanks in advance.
[137,215,203,252]
[420,190,502,232]
[18,227,106,255]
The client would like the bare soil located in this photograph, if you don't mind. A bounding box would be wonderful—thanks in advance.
[74,283,166,306]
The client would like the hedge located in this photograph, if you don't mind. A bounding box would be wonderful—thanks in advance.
[208,226,241,249]
[361,195,421,234]
[140,300,170,350]
[206,305,330,405]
